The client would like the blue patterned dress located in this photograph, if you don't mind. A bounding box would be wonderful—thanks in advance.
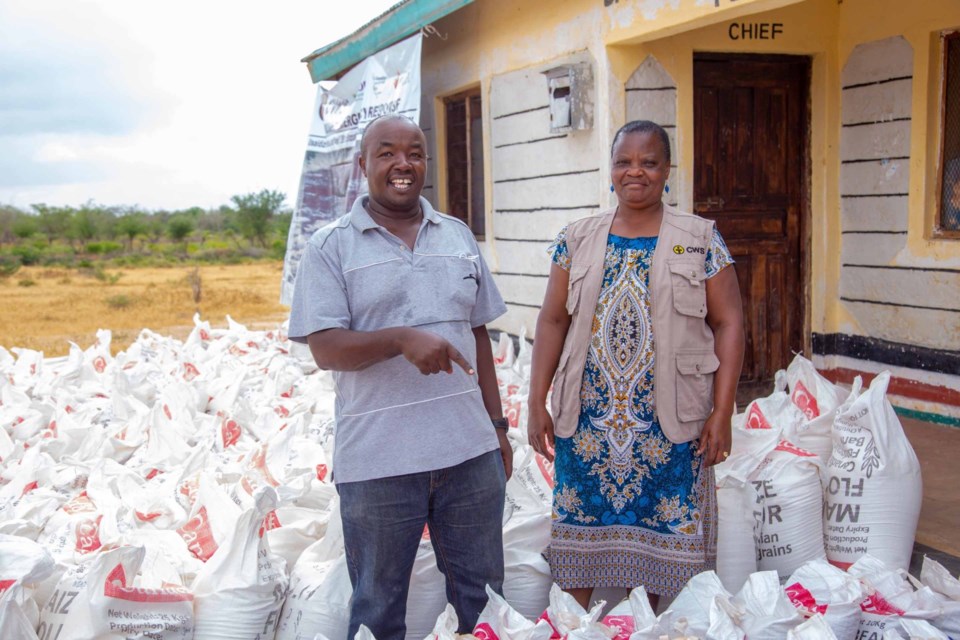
[547,228,733,596]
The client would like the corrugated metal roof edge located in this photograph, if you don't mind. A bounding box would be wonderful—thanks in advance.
[301,0,474,83]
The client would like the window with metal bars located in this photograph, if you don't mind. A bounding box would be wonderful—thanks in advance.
[937,31,960,237]
[444,90,485,239]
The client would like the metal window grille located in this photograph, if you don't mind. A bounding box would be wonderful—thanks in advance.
[938,31,960,236]
[444,91,485,238]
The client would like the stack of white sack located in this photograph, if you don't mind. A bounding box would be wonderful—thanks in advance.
[0,317,341,640]
[0,320,560,640]
[468,558,958,640]
[716,354,924,592]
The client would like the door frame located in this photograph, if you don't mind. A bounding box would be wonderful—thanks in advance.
[691,51,813,378]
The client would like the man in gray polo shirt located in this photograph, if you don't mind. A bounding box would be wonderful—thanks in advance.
[288,115,511,640]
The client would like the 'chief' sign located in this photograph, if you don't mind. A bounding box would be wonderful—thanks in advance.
[728,22,784,40]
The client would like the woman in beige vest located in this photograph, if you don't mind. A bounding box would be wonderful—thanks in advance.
[527,120,744,608]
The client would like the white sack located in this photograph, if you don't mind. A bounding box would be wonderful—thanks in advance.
[669,570,731,636]
[785,558,863,640]
[750,440,826,578]
[192,488,288,640]
[473,585,554,640]
[920,556,960,601]
[275,502,351,640]
[36,545,193,640]
[502,446,553,619]
[733,570,804,640]
[538,583,606,638]
[786,614,839,639]
[824,373,921,572]
[898,618,950,639]
[0,593,39,640]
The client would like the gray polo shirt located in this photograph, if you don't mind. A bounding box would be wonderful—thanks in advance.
[288,196,507,483]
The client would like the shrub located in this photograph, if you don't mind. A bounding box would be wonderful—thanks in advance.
[11,245,41,266]
[269,238,286,260]
[86,241,123,255]
[105,294,133,309]
[17,278,36,287]
[0,255,22,278]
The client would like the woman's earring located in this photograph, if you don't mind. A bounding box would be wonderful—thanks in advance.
[664,184,670,193]
[610,185,615,192]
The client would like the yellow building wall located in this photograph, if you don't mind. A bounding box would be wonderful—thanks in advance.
[421,0,959,354]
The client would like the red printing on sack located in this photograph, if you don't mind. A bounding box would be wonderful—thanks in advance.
[64,491,97,515]
[785,582,828,615]
[791,380,820,420]
[861,592,906,616]
[774,440,818,457]
[104,564,193,603]
[536,611,562,640]
[746,403,773,429]
[602,615,636,639]
[473,622,499,640]
[221,419,241,449]
[177,506,218,562]
[536,453,555,489]
[75,515,103,553]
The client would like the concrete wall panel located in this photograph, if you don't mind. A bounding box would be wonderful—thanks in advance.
[841,195,909,232]
[840,267,960,311]
[840,121,911,161]
[494,273,549,306]
[493,171,601,212]
[493,209,596,240]
[841,79,912,125]
[494,134,601,179]
[841,36,913,85]
[841,159,910,196]
[840,233,906,266]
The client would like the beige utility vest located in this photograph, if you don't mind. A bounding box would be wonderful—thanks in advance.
[550,203,721,443]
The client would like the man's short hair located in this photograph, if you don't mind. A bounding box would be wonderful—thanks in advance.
[359,114,419,157]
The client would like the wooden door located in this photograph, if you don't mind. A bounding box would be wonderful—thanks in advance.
[693,54,808,401]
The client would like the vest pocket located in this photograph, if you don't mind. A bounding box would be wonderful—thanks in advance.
[565,264,590,315]
[668,260,708,318]
[675,349,721,422]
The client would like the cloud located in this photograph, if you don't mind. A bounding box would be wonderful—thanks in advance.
[0,1,172,193]
[0,3,168,138]
[0,0,402,209]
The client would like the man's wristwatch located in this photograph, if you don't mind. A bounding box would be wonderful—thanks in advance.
[491,417,509,430]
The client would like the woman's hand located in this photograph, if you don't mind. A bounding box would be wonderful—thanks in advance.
[696,409,732,467]
[527,401,556,462]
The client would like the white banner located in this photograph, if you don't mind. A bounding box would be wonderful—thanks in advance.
[281,33,422,305]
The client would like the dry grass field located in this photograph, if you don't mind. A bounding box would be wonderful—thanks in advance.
[0,262,289,357]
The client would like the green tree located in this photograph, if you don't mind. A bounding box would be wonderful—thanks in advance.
[12,214,39,239]
[32,204,74,245]
[72,208,99,243]
[230,189,287,248]
[115,211,149,251]
[0,205,23,245]
[167,215,195,251]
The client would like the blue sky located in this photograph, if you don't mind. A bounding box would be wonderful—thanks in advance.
[0,0,398,211]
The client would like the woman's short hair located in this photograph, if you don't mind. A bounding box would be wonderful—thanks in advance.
[611,120,671,164]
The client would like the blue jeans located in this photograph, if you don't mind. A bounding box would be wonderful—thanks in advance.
[337,450,506,640]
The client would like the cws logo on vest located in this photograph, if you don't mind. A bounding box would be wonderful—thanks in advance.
[672,244,706,255]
